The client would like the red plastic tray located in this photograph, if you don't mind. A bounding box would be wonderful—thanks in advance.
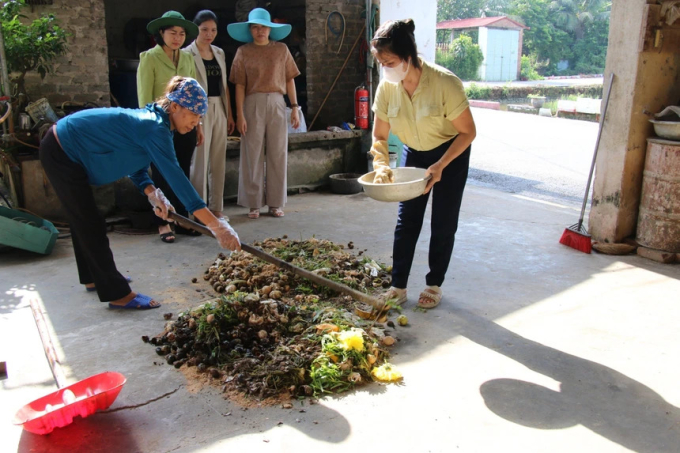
[13,371,126,435]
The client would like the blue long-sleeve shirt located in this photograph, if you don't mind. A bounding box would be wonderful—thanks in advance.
[55,104,206,213]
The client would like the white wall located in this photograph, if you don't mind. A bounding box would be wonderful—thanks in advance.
[378,0,437,62]
[478,27,488,80]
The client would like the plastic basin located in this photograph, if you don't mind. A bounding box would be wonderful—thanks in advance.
[359,167,429,202]
[649,119,680,141]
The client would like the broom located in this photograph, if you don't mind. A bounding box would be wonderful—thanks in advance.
[559,73,615,254]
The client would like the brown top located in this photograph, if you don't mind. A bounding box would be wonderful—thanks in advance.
[229,41,300,96]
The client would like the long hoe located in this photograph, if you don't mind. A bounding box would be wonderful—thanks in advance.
[559,73,614,254]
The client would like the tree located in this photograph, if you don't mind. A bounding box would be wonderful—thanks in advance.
[436,34,484,81]
[0,0,69,96]
[572,18,609,74]
[437,0,510,22]
[547,0,610,73]
[508,0,572,74]
[549,0,610,40]
[509,0,609,75]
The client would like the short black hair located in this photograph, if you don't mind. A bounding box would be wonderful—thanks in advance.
[193,10,217,26]
[371,19,421,70]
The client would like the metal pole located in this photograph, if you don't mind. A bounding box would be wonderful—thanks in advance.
[366,0,375,126]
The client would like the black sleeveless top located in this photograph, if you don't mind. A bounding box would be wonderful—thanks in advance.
[202,58,221,97]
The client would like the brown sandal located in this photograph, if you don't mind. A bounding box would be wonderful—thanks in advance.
[417,286,442,309]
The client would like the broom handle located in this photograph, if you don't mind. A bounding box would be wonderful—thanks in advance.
[29,297,67,389]
[578,73,614,228]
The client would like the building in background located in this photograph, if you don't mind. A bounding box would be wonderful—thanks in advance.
[436,16,527,82]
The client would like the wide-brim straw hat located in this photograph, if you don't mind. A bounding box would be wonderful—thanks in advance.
[227,8,292,43]
[147,11,199,42]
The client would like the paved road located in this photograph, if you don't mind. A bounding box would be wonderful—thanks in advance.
[468,107,599,207]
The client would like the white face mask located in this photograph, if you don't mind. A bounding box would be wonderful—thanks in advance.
[382,59,410,83]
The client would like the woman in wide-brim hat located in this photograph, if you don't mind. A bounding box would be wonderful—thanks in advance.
[137,10,205,243]
[226,7,292,42]
[228,8,300,219]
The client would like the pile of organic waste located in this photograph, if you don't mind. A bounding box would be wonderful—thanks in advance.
[144,237,405,402]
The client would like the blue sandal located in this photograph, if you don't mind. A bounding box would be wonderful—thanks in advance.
[108,293,160,310]
[85,275,132,292]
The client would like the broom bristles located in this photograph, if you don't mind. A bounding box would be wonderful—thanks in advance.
[559,225,592,254]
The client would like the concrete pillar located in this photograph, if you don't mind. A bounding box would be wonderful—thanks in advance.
[590,1,680,242]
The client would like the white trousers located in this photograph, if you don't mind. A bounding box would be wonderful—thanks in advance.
[190,97,228,212]
[237,93,288,209]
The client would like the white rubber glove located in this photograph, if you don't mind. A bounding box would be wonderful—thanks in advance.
[370,140,394,184]
[147,188,174,220]
[207,218,241,251]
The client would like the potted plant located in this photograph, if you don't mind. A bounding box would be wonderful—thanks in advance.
[528,94,546,109]
[0,0,69,99]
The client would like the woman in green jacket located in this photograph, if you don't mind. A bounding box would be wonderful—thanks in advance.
[137,10,204,243]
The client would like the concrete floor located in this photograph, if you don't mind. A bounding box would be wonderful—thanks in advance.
[2,185,679,453]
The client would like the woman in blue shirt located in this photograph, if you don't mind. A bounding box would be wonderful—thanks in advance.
[39,77,240,310]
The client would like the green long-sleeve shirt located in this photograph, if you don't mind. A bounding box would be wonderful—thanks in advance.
[137,45,196,107]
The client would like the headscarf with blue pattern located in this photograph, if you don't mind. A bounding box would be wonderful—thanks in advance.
[166,78,208,116]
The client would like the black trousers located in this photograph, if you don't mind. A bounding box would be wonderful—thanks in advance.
[151,128,196,227]
[391,137,470,289]
[39,127,130,302]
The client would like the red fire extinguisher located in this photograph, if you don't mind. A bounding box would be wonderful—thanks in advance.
[355,85,369,129]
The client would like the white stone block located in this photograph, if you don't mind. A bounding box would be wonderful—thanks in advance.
[576,98,602,114]
[557,100,577,113]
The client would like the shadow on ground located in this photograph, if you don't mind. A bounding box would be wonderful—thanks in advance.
[455,307,680,453]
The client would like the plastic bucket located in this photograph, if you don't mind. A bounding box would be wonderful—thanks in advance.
[25,98,59,123]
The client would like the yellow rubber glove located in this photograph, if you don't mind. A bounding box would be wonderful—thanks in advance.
[370,140,394,184]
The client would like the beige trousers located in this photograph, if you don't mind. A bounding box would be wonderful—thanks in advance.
[237,93,288,209]
[190,97,228,212]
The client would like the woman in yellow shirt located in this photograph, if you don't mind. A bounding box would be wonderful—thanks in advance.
[370,19,476,309]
